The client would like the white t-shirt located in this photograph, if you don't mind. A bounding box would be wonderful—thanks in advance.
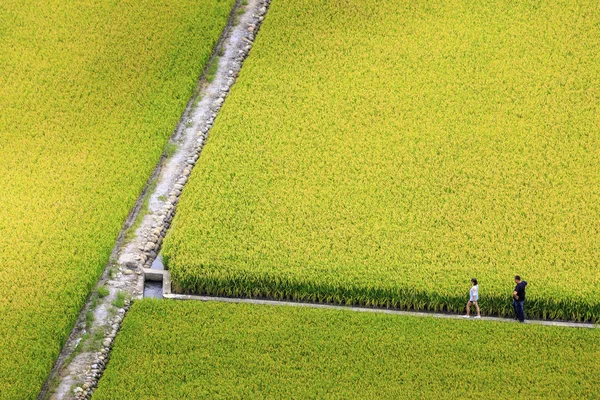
[470,285,479,301]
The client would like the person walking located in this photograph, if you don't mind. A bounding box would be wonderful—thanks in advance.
[464,278,481,319]
[512,275,528,323]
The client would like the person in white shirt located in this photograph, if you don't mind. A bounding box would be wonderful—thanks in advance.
[464,278,481,319]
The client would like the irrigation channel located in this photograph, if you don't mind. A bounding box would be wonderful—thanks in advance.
[40,0,271,398]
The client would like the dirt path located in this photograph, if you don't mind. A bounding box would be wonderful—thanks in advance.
[40,1,270,399]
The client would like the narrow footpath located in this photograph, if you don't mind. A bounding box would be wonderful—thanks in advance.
[146,269,599,330]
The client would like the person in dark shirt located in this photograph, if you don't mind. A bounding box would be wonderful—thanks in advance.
[512,275,528,322]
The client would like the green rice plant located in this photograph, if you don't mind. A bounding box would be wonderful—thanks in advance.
[163,143,179,159]
[163,0,600,322]
[90,295,99,310]
[0,0,235,398]
[85,311,94,329]
[112,291,127,309]
[206,55,221,83]
[108,265,118,280]
[97,286,109,299]
[123,177,158,244]
[93,300,600,399]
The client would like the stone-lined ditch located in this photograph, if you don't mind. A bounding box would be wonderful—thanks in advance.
[40,0,271,398]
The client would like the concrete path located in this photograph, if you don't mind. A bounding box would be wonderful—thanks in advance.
[145,268,599,329]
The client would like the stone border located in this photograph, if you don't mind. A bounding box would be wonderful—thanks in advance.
[122,0,270,273]
[40,0,271,399]
[145,269,599,330]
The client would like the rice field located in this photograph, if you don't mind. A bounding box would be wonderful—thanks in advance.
[163,0,600,321]
[0,0,234,398]
[93,300,600,399]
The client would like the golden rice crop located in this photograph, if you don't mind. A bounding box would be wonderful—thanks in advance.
[93,300,600,399]
[163,0,600,321]
[0,0,234,398]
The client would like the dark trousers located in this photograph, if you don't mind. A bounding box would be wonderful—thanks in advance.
[513,299,525,322]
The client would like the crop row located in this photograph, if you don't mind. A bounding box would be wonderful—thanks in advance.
[93,300,600,399]
[163,0,600,321]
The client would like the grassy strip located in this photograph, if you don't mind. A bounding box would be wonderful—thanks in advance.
[0,0,235,398]
[93,300,600,399]
[163,0,600,321]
